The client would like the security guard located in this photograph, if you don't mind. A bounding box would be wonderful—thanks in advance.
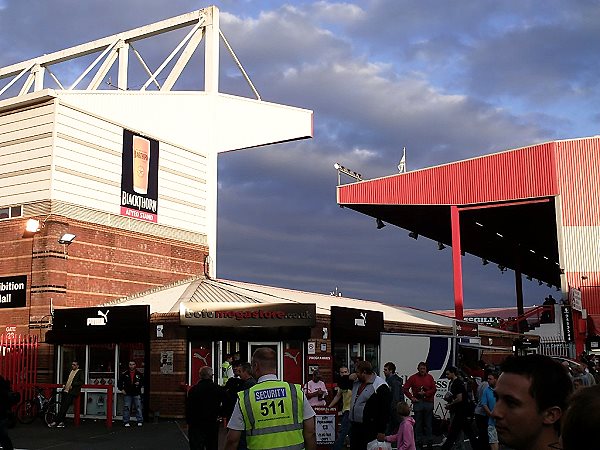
[222,353,234,386]
[224,347,317,450]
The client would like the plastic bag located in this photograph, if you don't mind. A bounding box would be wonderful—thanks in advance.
[366,439,392,450]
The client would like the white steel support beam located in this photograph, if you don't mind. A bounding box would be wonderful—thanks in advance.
[87,42,121,90]
[161,27,205,91]
[204,6,219,94]
[141,23,202,91]
[0,9,207,79]
[33,64,45,91]
[117,42,129,90]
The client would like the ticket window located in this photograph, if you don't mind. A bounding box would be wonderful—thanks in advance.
[87,344,116,417]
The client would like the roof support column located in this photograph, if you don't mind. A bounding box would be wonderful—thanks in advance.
[451,205,464,320]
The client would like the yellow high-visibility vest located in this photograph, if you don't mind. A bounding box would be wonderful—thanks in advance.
[238,380,305,450]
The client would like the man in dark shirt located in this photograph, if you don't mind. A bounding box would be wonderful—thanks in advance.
[186,366,223,450]
[441,366,480,450]
[383,361,405,435]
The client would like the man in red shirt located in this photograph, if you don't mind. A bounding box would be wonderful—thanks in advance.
[403,362,436,449]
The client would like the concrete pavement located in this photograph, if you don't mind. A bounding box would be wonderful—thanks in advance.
[7,419,195,450]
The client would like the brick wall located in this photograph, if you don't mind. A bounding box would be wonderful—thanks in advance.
[149,313,187,418]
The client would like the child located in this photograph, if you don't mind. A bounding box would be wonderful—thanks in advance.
[385,401,416,450]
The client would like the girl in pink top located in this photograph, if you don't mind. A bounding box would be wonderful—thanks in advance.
[385,401,416,450]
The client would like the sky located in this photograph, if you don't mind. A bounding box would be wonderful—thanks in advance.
[1,1,599,312]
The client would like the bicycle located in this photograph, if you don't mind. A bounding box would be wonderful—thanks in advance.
[16,386,61,425]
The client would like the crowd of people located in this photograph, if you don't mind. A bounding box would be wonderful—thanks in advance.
[2,350,599,450]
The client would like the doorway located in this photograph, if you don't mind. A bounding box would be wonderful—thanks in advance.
[248,342,282,376]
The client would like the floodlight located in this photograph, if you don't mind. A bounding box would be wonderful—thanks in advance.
[58,233,76,245]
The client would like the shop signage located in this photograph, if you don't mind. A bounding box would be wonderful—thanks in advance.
[331,306,384,344]
[570,288,582,312]
[180,302,316,327]
[49,305,150,343]
[464,317,501,327]
[120,129,159,223]
[455,320,479,337]
[0,275,27,308]
[561,305,574,343]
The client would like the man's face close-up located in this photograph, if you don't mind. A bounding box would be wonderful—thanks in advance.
[339,368,349,376]
[383,366,391,378]
[418,365,427,376]
[492,373,545,450]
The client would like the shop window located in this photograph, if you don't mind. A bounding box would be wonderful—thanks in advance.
[58,345,86,417]
[333,344,349,372]
[364,344,379,373]
[59,345,86,382]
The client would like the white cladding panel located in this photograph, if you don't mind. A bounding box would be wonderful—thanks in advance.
[0,102,55,205]
[53,103,209,234]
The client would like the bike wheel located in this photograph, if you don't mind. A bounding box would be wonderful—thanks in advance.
[44,399,60,426]
[17,399,38,424]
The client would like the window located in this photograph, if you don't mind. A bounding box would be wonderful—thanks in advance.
[0,205,22,220]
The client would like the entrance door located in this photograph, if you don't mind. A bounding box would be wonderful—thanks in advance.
[248,342,282,377]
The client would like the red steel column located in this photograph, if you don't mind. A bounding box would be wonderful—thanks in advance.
[451,205,464,320]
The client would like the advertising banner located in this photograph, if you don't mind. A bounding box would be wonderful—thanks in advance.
[561,305,574,343]
[120,129,159,223]
[0,275,27,308]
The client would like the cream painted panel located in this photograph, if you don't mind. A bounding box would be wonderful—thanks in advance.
[0,147,52,167]
[0,113,54,135]
[52,188,119,214]
[0,188,50,205]
[54,141,120,169]
[0,135,53,154]
[57,106,123,143]
[0,123,54,143]
[0,103,55,125]
[0,170,51,188]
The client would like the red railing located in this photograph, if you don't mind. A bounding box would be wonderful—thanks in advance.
[500,305,555,332]
[0,334,38,411]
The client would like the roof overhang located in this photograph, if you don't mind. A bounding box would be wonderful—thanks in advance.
[337,143,563,286]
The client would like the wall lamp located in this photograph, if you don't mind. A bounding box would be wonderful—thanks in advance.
[23,218,42,237]
[376,218,386,229]
[58,233,76,245]
[437,242,445,250]
[408,231,418,240]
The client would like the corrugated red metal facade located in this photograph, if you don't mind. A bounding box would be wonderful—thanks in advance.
[337,142,558,205]
[338,136,600,344]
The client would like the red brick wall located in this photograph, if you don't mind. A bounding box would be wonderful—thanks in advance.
[0,215,208,334]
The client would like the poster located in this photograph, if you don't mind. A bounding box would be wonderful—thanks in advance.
[160,351,173,374]
[315,412,336,444]
[120,129,159,222]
